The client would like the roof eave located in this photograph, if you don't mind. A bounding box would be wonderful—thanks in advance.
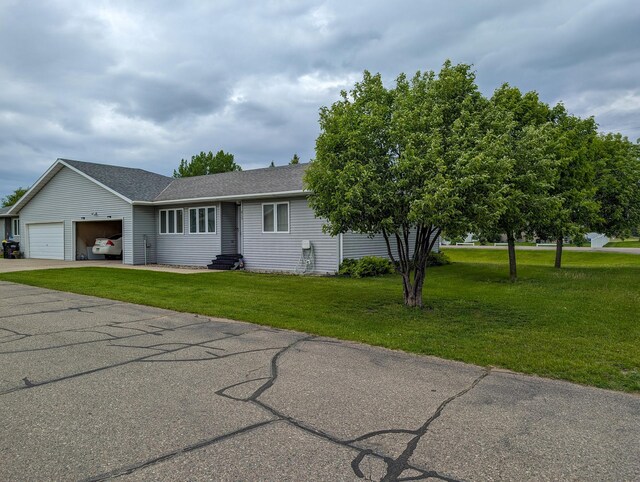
[133,189,309,206]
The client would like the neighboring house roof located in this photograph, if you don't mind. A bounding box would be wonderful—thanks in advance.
[62,159,173,202]
[7,158,309,214]
[153,163,308,202]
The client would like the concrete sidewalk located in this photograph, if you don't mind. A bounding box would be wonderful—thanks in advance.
[0,258,212,274]
[1,282,638,481]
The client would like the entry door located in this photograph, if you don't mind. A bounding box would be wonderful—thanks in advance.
[28,223,64,260]
[221,203,238,254]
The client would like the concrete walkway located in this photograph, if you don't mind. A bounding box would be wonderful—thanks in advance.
[1,282,638,481]
[0,258,212,274]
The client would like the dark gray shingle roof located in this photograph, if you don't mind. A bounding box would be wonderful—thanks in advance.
[154,163,308,201]
[0,207,10,217]
[61,159,173,202]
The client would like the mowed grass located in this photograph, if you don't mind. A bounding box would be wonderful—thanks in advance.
[605,237,640,248]
[1,249,638,392]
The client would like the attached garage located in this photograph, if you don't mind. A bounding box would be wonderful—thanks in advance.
[28,222,64,260]
[7,159,169,265]
[75,220,123,260]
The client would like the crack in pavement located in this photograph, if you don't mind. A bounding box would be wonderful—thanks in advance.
[0,313,172,342]
[0,320,211,355]
[0,332,255,396]
[80,419,278,482]
[379,370,490,482]
[2,291,488,481]
[87,336,480,482]
[215,337,488,481]
[82,335,313,481]
[135,346,284,363]
[6,298,66,307]
[0,303,120,320]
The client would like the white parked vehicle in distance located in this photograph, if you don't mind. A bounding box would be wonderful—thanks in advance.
[92,234,122,259]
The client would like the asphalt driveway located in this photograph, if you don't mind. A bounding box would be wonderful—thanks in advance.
[1,281,638,481]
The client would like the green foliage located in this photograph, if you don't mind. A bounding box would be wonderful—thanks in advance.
[1,187,28,207]
[337,258,357,276]
[289,154,300,165]
[339,256,394,277]
[480,84,561,279]
[591,134,640,238]
[572,236,587,247]
[306,62,507,306]
[173,150,241,178]
[485,85,560,236]
[534,106,599,243]
[426,251,451,266]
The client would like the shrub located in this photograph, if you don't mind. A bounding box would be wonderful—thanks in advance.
[339,256,394,278]
[338,258,358,276]
[340,253,449,277]
[426,251,451,267]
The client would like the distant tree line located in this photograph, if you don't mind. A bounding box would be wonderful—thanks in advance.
[173,150,241,178]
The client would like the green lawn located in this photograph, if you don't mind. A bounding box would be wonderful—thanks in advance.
[605,238,640,248]
[1,249,639,392]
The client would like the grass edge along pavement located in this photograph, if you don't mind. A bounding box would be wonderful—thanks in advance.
[1,249,638,393]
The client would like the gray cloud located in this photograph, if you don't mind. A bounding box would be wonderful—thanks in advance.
[1,0,639,199]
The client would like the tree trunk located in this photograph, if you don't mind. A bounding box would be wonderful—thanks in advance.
[507,233,517,282]
[402,271,424,308]
[555,237,563,269]
[382,225,438,309]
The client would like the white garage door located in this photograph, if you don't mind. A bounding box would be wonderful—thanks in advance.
[29,223,64,260]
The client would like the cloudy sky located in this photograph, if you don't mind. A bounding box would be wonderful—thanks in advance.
[1,0,639,199]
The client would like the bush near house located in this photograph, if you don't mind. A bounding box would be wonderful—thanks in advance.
[426,252,451,266]
[339,256,394,277]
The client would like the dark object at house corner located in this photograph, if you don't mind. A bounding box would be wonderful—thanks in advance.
[2,240,20,259]
[207,254,243,270]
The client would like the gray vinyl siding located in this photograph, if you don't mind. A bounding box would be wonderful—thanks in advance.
[241,197,338,273]
[342,229,440,261]
[18,167,134,263]
[132,206,157,264]
[220,202,238,254]
[155,203,221,266]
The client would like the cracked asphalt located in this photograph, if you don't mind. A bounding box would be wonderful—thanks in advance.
[1,281,638,481]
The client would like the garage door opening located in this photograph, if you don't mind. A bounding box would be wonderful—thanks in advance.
[75,220,123,262]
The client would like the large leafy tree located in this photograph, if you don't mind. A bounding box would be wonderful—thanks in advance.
[1,187,28,207]
[173,150,241,177]
[482,85,559,281]
[534,107,599,268]
[591,133,640,238]
[306,62,506,307]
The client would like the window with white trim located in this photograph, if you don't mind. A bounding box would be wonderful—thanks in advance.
[262,202,289,233]
[11,218,19,236]
[159,209,184,234]
[189,207,216,234]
